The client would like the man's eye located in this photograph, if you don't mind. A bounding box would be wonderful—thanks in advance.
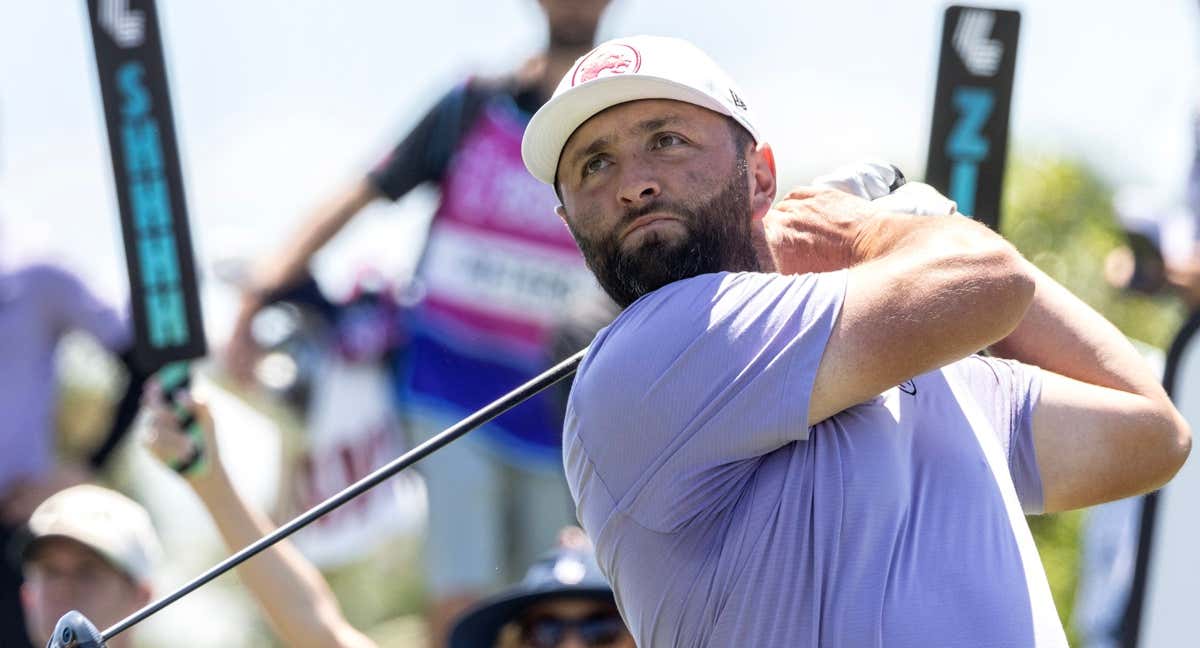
[653,133,685,149]
[583,156,611,177]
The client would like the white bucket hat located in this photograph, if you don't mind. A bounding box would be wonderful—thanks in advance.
[522,35,763,186]
[24,484,162,584]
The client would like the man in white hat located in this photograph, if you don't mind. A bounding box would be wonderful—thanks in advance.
[18,485,159,648]
[520,35,1190,646]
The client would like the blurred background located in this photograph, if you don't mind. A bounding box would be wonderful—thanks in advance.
[2,1,1198,646]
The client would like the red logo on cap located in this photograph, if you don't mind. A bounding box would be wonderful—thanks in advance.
[572,44,642,86]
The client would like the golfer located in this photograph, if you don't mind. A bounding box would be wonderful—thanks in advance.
[519,35,1191,646]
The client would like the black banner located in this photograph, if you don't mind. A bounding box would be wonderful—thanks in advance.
[925,5,1020,231]
[85,0,205,372]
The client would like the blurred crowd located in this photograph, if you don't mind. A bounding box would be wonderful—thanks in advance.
[3,2,626,647]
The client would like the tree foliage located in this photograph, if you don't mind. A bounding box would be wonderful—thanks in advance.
[1002,156,1186,348]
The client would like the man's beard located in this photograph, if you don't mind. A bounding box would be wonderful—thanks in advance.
[569,160,760,308]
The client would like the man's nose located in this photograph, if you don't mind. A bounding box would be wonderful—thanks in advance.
[559,634,590,648]
[617,163,661,207]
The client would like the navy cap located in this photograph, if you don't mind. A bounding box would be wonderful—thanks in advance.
[449,543,615,648]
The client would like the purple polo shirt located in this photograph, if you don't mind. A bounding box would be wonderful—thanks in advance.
[0,264,130,493]
[564,271,1066,647]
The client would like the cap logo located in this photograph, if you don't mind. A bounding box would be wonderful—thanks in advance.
[553,557,587,585]
[572,43,642,86]
[729,89,747,110]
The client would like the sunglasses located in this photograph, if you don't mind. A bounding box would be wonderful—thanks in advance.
[520,612,627,647]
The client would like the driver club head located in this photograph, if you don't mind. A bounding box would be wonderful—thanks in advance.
[46,611,105,648]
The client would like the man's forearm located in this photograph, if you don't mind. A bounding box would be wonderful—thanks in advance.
[250,179,381,295]
[770,189,1035,425]
[990,261,1190,510]
[990,261,1168,401]
[190,470,375,648]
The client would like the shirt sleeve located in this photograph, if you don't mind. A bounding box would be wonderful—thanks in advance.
[366,80,492,200]
[33,264,131,352]
[565,271,846,532]
[950,355,1045,513]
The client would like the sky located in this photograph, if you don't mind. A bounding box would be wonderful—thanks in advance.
[1,0,1198,345]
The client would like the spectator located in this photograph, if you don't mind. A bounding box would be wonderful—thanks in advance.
[1,260,146,648]
[222,3,613,643]
[17,484,159,648]
[450,528,631,648]
[140,387,632,648]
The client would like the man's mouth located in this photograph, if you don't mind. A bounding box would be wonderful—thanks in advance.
[620,213,682,243]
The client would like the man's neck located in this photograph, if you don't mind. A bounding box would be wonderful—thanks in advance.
[538,44,595,101]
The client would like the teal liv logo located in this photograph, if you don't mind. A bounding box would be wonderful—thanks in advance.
[945,87,994,218]
[117,60,188,349]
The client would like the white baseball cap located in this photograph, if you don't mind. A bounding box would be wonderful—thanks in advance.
[24,484,162,584]
[522,35,763,186]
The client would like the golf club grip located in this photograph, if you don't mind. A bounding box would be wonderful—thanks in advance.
[156,361,194,424]
[102,347,588,641]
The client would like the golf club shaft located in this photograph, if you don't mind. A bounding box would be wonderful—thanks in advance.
[102,348,587,641]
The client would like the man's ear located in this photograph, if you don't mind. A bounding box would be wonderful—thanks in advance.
[749,142,777,219]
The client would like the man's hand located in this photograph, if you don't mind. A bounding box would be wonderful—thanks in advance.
[757,162,958,276]
[756,187,876,276]
[140,382,224,487]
